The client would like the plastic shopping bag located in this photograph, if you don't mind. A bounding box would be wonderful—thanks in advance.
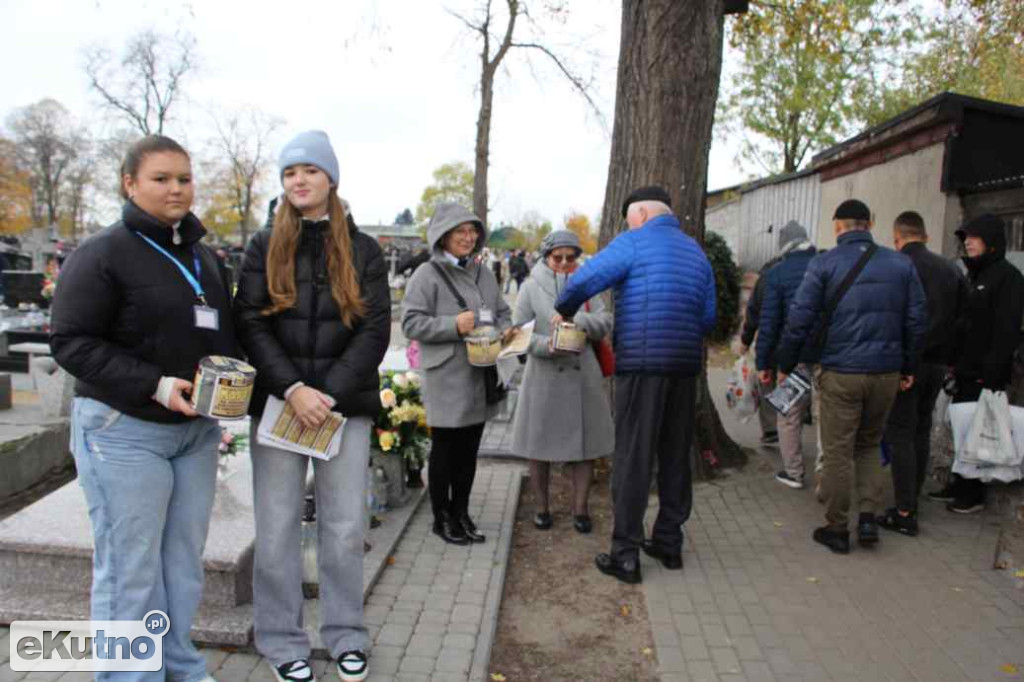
[726,356,759,422]
[964,390,1017,466]
[949,390,1024,482]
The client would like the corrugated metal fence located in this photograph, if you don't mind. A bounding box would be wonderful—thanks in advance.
[707,170,822,271]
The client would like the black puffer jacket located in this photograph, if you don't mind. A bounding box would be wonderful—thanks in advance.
[954,216,1024,390]
[233,218,391,418]
[50,202,238,423]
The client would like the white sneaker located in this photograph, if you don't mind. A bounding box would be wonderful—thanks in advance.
[272,659,316,682]
[337,650,368,682]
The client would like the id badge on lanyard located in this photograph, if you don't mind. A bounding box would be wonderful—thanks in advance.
[478,306,495,325]
[194,305,220,330]
[135,231,219,331]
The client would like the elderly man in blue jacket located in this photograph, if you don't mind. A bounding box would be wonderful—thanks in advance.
[777,199,927,555]
[553,185,716,584]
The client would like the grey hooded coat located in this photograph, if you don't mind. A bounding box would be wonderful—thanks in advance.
[510,262,614,461]
[401,203,512,428]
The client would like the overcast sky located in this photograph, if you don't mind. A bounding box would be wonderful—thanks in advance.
[1,0,747,230]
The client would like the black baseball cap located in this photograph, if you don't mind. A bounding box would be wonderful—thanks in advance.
[621,185,672,218]
[833,199,871,221]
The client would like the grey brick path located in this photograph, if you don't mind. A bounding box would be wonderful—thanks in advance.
[0,461,523,682]
[644,459,1024,682]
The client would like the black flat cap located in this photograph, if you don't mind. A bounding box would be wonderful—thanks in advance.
[622,185,672,218]
[833,199,871,221]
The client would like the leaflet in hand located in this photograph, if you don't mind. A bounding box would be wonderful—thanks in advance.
[257,395,346,460]
[766,370,812,416]
[497,321,534,359]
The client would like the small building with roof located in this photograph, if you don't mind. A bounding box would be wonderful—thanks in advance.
[706,92,1024,271]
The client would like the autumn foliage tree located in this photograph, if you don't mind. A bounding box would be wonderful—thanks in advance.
[867,0,1024,123]
[415,162,475,225]
[0,138,34,234]
[563,211,597,254]
[722,0,906,174]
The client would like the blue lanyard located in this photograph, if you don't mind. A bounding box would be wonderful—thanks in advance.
[135,232,207,305]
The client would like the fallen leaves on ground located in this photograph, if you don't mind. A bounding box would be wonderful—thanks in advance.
[641,647,653,657]
[806,577,819,583]
[998,663,1018,675]
[620,604,631,617]
[490,673,507,681]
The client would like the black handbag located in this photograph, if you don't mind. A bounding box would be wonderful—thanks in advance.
[430,262,508,405]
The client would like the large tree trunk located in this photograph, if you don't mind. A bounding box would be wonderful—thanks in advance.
[599,0,746,477]
[473,67,495,226]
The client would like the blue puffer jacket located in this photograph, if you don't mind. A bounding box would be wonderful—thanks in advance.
[554,213,716,375]
[776,231,927,375]
[756,246,818,371]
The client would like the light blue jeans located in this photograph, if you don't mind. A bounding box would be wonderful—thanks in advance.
[250,417,371,665]
[71,397,221,682]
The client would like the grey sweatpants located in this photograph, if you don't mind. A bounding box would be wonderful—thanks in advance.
[250,416,372,664]
[611,373,696,562]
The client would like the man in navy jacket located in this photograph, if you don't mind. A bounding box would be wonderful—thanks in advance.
[554,185,716,584]
[756,221,818,489]
[777,199,926,555]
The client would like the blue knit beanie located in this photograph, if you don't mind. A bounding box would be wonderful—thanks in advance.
[278,130,339,186]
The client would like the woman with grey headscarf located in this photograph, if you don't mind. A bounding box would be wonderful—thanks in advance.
[510,230,614,533]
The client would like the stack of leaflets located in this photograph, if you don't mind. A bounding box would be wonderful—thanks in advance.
[765,370,812,416]
[257,395,346,460]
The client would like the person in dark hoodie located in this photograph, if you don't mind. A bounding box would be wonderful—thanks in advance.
[51,135,238,682]
[878,211,966,535]
[234,131,391,682]
[929,214,1024,514]
[755,220,817,489]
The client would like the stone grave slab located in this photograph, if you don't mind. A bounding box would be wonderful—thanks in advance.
[0,452,256,646]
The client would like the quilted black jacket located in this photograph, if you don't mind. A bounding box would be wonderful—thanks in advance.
[233,218,391,417]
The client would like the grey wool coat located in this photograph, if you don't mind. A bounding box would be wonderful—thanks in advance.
[401,203,512,428]
[510,262,614,462]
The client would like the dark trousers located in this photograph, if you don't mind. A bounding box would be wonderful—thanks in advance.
[428,423,485,519]
[949,382,987,505]
[884,362,945,512]
[611,373,696,562]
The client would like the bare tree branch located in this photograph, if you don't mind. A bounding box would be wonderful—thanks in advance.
[83,29,195,136]
[510,41,605,124]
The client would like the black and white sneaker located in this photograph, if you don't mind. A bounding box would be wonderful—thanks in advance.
[336,650,368,682]
[775,471,804,489]
[272,659,315,682]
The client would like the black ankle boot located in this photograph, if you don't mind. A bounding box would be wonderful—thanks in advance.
[458,513,486,543]
[433,511,469,545]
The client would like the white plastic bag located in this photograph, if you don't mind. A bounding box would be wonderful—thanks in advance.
[726,356,759,422]
[949,390,1024,482]
[963,390,1018,466]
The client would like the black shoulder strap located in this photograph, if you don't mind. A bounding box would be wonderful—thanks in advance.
[825,243,878,320]
[430,261,468,311]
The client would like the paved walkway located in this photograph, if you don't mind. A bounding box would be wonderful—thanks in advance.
[644,380,1024,682]
[0,462,524,682]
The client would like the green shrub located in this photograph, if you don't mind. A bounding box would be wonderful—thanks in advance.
[704,230,741,344]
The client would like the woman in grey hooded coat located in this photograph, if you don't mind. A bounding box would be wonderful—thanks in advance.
[401,203,511,545]
[511,230,614,533]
